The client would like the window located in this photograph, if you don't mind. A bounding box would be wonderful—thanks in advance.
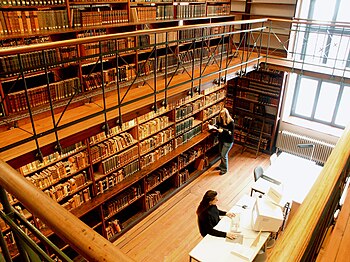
[291,75,349,129]
[288,0,350,130]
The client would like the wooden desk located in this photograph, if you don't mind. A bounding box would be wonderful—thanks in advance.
[251,152,323,205]
[189,195,270,262]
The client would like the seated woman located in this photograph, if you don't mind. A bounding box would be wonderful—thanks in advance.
[196,190,236,239]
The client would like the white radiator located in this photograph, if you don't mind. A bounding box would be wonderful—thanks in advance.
[276,130,336,165]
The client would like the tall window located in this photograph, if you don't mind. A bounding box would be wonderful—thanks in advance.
[289,0,350,130]
[291,75,349,129]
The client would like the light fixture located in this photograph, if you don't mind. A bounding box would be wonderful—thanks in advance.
[297,143,315,161]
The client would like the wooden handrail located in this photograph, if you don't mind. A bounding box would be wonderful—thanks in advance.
[269,123,350,261]
[0,159,134,262]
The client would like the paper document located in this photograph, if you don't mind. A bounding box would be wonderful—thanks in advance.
[208,124,218,131]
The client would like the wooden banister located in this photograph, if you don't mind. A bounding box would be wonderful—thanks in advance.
[269,124,350,261]
[0,159,134,262]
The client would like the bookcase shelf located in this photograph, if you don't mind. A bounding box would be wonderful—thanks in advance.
[0,82,226,260]
[228,63,285,156]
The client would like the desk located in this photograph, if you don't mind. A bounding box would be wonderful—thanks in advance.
[189,195,270,262]
[251,152,323,205]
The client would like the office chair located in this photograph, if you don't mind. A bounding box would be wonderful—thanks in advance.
[254,166,264,182]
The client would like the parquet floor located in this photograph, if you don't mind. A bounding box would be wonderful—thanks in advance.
[114,144,270,262]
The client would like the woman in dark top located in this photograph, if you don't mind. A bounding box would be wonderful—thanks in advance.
[216,108,234,175]
[196,190,236,239]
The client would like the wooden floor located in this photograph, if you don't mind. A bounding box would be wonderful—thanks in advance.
[113,144,270,262]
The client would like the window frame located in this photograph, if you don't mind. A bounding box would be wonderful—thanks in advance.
[291,74,347,129]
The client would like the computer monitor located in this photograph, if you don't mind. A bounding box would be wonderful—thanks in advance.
[251,198,284,233]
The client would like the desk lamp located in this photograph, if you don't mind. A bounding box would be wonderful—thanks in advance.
[297,143,315,161]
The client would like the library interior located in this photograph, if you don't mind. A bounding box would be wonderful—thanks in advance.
[0,0,349,261]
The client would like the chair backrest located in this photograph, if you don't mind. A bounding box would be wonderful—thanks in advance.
[254,166,264,181]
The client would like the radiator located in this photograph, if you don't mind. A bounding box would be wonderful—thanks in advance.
[276,130,336,165]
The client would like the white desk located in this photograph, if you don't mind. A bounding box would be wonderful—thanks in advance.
[189,195,270,262]
[251,152,323,205]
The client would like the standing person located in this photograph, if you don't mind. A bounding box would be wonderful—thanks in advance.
[216,108,234,175]
[196,190,236,239]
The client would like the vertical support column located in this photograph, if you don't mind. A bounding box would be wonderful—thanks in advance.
[198,27,205,92]
[218,32,225,84]
[42,50,62,154]
[153,32,157,111]
[99,41,109,134]
[190,36,196,98]
[17,53,43,162]
[163,32,169,107]
[115,48,123,126]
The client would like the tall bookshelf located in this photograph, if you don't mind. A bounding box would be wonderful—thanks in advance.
[226,64,285,155]
[0,82,226,260]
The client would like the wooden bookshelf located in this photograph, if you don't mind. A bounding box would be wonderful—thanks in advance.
[1,77,226,260]
[227,63,285,155]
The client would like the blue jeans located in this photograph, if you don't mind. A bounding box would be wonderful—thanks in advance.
[218,142,233,173]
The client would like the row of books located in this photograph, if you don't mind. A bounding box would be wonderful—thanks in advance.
[233,130,269,150]
[0,10,68,35]
[178,48,209,64]
[95,160,139,195]
[145,161,178,191]
[247,69,283,86]
[103,185,142,218]
[178,148,199,169]
[25,159,88,190]
[0,36,51,48]
[23,153,88,191]
[137,59,155,76]
[99,145,139,175]
[174,124,201,148]
[61,188,91,211]
[207,4,230,16]
[89,119,137,145]
[205,88,226,105]
[130,6,156,22]
[176,4,206,19]
[145,190,161,210]
[179,148,201,169]
[72,9,128,27]
[175,117,194,136]
[155,5,174,20]
[106,219,122,239]
[6,77,80,114]
[140,142,173,169]
[90,132,135,163]
[170,92,201,109]
[139,127,174,155]
[138,115,170,140]
[42,173,88,202]
[1,48,58,75]
[203,101,224,121]
[176,98,203,120]
[2,0,65,6]
[237,91,279,106]
[176,169,189,187]
[80,40,116,57]
[137,106,167,124]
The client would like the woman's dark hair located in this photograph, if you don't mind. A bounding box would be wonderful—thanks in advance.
[196,190,217,215]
